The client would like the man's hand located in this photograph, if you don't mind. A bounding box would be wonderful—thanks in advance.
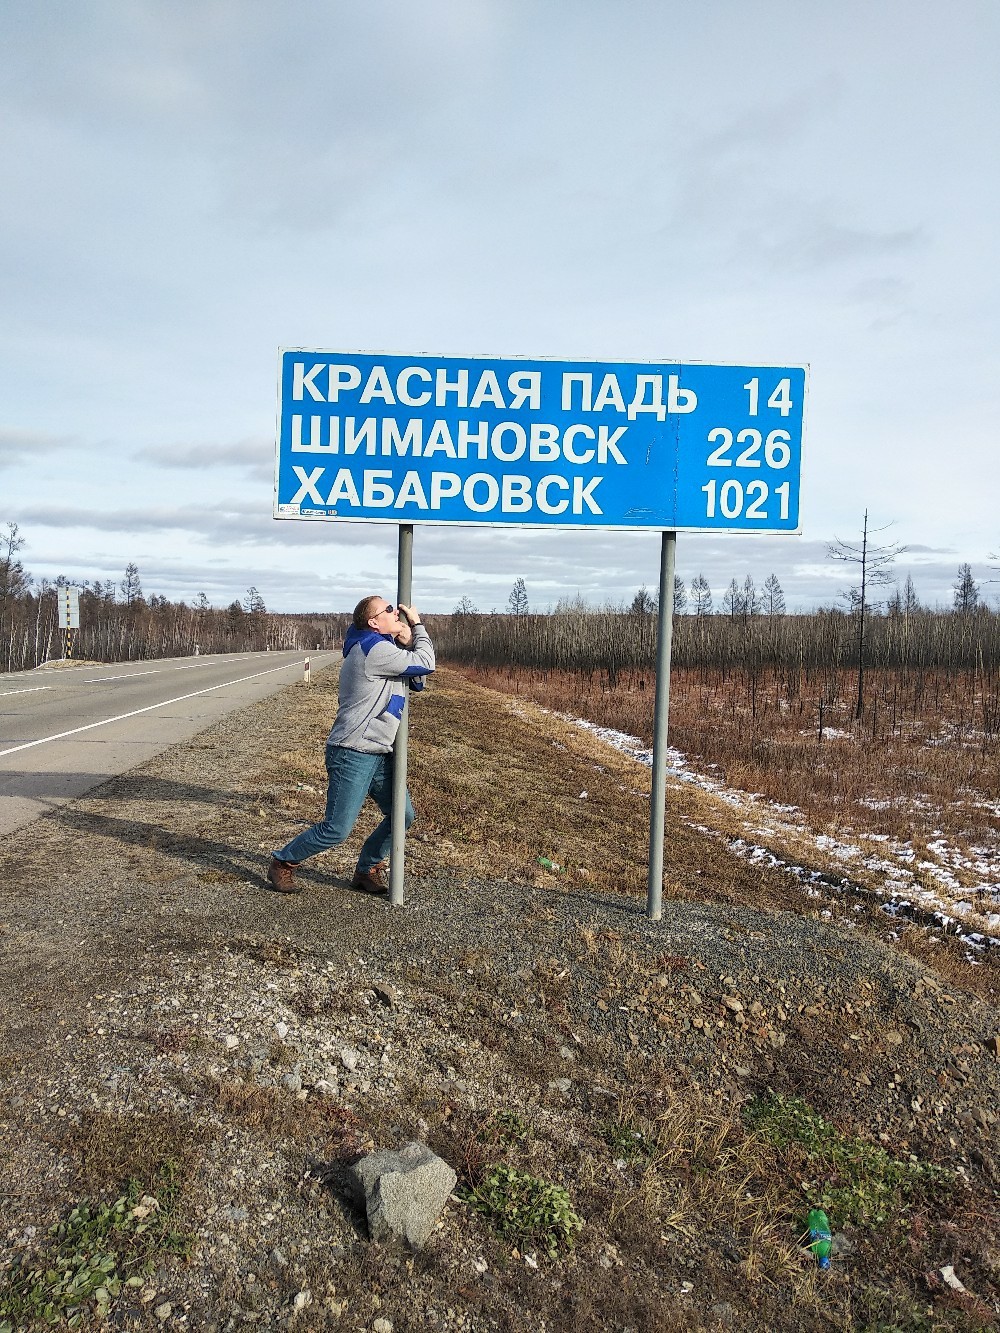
[394,622,414,647]
[397,604,421,625]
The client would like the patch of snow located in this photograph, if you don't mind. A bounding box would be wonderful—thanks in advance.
[550,708,1000,949]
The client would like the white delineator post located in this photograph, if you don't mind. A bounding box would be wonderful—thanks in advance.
[647,530,677,921]
[389,524,414,907]
[304,657,311,684]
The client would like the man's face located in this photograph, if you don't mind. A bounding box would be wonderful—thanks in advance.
[368,599,403,634]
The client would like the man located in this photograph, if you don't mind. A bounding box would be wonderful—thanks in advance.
[267,595,435,895]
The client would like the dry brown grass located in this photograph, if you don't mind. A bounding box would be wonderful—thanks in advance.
[457,663,1000,861]
[392,669,831,920]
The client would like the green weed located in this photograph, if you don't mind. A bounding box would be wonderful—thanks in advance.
[477,1110,533,1147]
[464,1165,583,1260]
[745,1094,953,1228]
[598,1116,655,1161]
[0,1161,191,1331]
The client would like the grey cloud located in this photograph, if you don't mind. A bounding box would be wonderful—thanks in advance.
[739,216,923,275]
[0,427,71,469]
[697,81,839,159]
[137,437,273,481]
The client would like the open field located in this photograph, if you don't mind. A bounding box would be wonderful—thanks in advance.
[1,665,999,1331]
[452,661,1000,945]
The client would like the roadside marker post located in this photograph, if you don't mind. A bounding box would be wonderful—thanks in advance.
[275,351,807,913]
[303,657,311,684]
[58,587,81,662]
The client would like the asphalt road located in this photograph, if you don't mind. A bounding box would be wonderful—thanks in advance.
[0,650,338,835]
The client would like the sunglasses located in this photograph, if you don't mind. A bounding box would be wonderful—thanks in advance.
[374,604,396,616]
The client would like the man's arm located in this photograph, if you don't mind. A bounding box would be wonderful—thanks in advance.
[367,607,435,680]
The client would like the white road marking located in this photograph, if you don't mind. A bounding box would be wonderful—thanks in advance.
[0,661,308,758]
[0,686,53,698]
[84,671,158,683]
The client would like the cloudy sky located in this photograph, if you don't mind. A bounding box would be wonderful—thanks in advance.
[2,0,998,613]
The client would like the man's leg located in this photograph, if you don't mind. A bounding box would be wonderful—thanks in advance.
[356,751,416,873]
[272,747,379,867]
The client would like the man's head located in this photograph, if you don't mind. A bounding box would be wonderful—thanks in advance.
[353,595,403,635]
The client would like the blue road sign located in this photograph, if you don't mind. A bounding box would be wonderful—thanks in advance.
[275,351,806,532]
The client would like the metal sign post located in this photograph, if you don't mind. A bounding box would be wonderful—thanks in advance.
[647,531,677,920]
[389,524,414,907]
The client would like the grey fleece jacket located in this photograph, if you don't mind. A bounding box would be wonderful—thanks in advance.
[327,622,435,754]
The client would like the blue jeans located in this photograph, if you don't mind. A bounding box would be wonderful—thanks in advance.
[274,745,415,871]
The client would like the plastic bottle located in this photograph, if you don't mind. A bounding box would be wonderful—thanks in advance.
[536,856,562,872]
[806,1208,832,1269]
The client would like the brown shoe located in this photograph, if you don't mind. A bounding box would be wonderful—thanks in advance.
[267,856,301,893]
[351,861,389,896]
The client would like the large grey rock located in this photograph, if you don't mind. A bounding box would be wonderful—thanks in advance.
[348,1142,456,1247]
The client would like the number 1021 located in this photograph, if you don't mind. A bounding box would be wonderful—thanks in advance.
[701,478,791,521]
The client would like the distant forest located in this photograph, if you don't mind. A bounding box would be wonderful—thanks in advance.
[2,519,996,674]
[0,523,347,671]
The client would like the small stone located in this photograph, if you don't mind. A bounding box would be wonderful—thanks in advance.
[283,1071,303,1094]
[549,1077,572,1093]
[293,1290,312,1311]
[154,1302,172,1321]
[372,983,397,1008]
[223,1035,239,1051]
[348,1142,456,1248]
[885,1029,904,1044]
[341,1048,360,1071]
[721,996,743,1013]
[984,1035,1000,1058]
[275,1022,289,1040]
[559,1046,576,1061]
[373,1320,393,1333]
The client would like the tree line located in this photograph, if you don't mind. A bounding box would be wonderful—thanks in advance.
[0,522,340,672]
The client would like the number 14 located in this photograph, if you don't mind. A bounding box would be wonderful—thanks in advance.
[744,378,793,417]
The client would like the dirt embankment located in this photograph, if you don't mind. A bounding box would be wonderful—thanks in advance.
[1,665,998,1332]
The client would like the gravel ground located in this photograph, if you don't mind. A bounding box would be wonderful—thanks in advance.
[1,668,999,1332]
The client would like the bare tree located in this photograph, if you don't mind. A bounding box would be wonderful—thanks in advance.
[120,562,143,606]
[453,595,478,615]
[742,574,762,620]
[0,522,29,617]
[953,564,979,613]
[243,586,266,614]
[762,573,786,615]
[827,510,905,718]
[507,578,529,616]
[722,578,744,620]
[673,575,687,614]
[690,573,712,617]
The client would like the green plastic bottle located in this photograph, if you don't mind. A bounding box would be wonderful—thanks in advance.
[806,1208,832,1269]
